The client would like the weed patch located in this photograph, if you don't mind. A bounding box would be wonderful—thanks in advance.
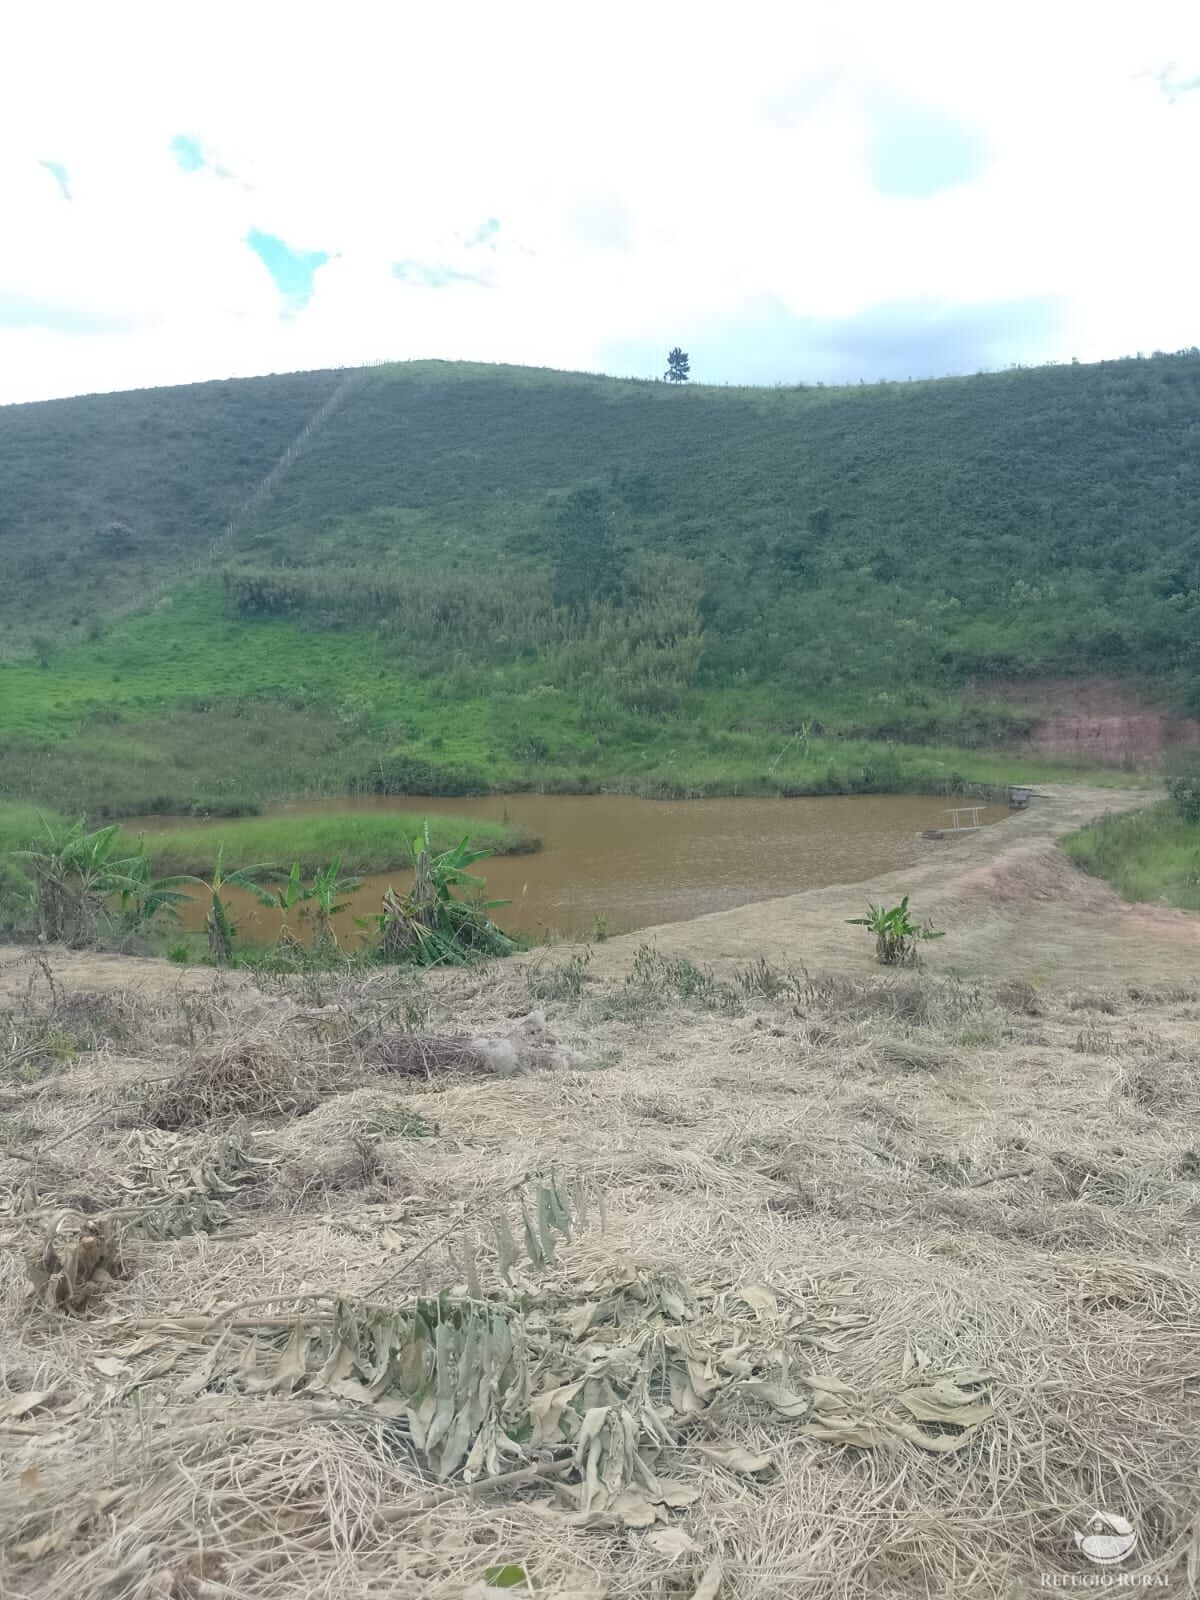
[625,945,742,1013]
[1065,802,1200,910]
[525,951,590,1002]
[734,955,805,1000]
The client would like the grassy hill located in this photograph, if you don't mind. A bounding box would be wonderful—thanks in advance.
[2,353,1198,814]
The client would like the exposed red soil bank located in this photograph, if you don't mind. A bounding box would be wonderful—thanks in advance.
[985,678,1200,769]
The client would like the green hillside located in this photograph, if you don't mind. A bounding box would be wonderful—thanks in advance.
[1,353,1198,814]
[0,371,344,644]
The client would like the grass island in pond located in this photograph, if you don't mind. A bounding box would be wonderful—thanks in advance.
[125,810,539,879]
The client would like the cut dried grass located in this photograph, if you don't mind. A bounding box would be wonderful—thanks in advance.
[872,1037,959,1074]
[798,972,983,1029]
[360,1011,582,1081]
[1123,1054,1200,1114]
[994,976,1045,1014]
[141,1038,322,1129]
[2,928,1199,1599]
[273,1134,395,1210]
[362,1032,492,1077]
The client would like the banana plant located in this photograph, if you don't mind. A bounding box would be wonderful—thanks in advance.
[116,851,194,933]
[178,847,279,965]
[302,858,362,949]
[17,817,147,945]
[371,822,517,967]
[274,861,312,916]
[270,860,314,951]
[847,895,944,966]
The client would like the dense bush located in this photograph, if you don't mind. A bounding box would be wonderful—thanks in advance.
[1165,750,1200,823]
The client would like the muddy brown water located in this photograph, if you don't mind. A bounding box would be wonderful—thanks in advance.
[137,793,1009,946]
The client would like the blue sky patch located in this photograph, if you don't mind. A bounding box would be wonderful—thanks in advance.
[1154,66,1200,102]
[246,229,330,308]
[170,135,237,182]
[39,160,71,201]
[867,100,987,198]
[170,135,206,173]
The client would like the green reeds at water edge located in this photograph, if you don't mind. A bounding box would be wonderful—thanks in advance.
[1,811,523,968]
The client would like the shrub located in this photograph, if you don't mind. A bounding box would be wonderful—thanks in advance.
[1165,750,1200,823]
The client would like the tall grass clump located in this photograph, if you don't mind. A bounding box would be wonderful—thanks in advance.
[1064,802,1200,910]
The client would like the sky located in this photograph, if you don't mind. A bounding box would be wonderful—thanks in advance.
[1,1,1198,404]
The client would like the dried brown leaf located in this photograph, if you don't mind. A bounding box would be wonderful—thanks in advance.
[740,1380,810,1418]
[644,1526,701,1559]
[893,1420,981,1452]
[692,1557,724,1600]
[653,1477,700,1507]
[798,1373,856,1395]
[895,1377,995,1428]
[530,1379,585,1445]
[1,1387,60,1421]
[735,1284,778,1316]
[611,1489,659,1528]
[694,1442,774,1474]
[803,1416,894,1449]
[268,1322,311,1392]
[178,1332,232,1400]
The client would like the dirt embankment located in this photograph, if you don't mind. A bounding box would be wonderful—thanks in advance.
[986,677,1200,769]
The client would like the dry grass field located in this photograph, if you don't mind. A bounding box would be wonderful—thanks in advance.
[1,789,1197,1599]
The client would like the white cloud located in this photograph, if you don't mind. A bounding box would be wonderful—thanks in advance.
[1,0,1198,401]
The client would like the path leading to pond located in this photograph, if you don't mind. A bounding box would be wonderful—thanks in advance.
[577,784,1196,989]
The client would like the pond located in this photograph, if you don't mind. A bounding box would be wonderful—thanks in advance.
[138,792,1008,945]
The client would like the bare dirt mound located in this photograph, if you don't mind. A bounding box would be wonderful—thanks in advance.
[952,841,1121,910]
[952,840,1200,953]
